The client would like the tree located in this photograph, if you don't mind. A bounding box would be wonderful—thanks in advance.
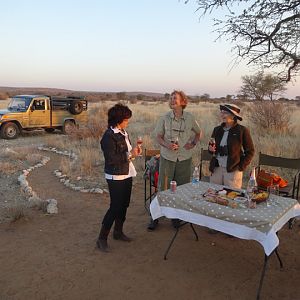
[116,92,126,101]
[240,72,287,101]
[164,93,170,99]
[185,0,300,82]
[200,93,210,101]
[136,94,144,101]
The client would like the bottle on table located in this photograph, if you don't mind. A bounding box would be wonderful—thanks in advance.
[192,166,200,185]
[247,167,258,197]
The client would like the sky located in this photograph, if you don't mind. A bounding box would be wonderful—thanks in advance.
[0,0,299,98]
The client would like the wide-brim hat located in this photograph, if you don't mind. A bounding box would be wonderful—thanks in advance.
[220,104,242,121]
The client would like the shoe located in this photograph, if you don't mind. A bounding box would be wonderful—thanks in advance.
[171,219,181,229]
[96,225,110,252]
[113,219,132,242]
[113,231,132,242]
[96,239,109,252]
[147,219,159,231]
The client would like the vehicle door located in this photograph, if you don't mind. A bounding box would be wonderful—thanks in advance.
[28,98,51,126]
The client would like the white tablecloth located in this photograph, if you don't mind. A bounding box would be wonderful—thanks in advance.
[150,182,300,256]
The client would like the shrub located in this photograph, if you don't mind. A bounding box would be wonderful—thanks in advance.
[247,101,293,134]
[0,92,9,100]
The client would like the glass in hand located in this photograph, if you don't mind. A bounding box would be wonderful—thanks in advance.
[172,137,179,151]
[137,136,143,156]
[209,138,216,153]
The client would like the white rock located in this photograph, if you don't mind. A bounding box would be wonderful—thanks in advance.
[18,174,26,182]
[80,189,89,193]
[103,189,109,193]
[24,186,33,196]
[46,199,58,214]
[94,188,103,194]
[23,170,29,176]
[73,186,83,191]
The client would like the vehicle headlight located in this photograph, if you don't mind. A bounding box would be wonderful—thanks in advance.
[0,115,9,121]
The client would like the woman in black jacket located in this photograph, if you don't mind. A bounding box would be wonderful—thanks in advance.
[209,104,254,189]
[97,104,140,252]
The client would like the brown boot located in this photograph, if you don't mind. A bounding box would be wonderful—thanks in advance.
[113,219,132,242]
[96,226,110,252]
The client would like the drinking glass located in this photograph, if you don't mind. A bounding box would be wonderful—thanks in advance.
[137,136,143,157]
[171,137,179,151]
[209,138,216,154]
[267,184,279,207]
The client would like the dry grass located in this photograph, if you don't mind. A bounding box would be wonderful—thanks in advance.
[1,146,38,161]
[0,162,18,174]
[26,153,43,165]
[42,101,300,184]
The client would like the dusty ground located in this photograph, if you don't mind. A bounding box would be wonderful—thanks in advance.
[0,132,300,300]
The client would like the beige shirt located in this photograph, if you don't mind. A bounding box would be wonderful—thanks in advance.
[155,110,201,162]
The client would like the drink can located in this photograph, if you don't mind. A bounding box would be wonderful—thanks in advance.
[170,180,177,193]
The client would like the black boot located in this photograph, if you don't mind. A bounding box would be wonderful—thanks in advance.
[113,219,132,242]
[147,218,159,231]
[96,226,110,252]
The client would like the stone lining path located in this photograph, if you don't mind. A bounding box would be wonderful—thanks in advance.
[0,151,300,300]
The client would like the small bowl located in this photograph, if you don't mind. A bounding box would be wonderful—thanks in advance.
[234,196,248,204]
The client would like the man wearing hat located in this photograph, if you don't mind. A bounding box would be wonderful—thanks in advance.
[208,104,254,189]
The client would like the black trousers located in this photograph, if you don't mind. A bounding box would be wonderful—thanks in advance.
[102,177,132,230]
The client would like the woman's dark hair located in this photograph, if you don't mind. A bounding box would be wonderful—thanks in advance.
[107,103,132,128]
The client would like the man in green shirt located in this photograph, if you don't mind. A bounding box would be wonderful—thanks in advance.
[148,90,202,230]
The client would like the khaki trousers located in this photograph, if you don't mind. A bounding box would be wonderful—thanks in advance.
[158,156,192,191]
[210,166,243,189]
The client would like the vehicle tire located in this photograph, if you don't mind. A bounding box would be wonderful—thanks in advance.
[0,122,20,139]
[63,120,76,135]
[69,101,83,115]
[45,128,55,133]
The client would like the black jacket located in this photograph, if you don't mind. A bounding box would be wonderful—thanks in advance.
[211,123,255,172]
[100,128,129,175]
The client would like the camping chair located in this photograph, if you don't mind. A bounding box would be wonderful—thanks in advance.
[199,148,212,182]
[257,152,300,228]
[257,152,300,200]
[144,149,160,213]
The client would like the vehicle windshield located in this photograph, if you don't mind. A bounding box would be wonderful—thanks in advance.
[8,97,32,111]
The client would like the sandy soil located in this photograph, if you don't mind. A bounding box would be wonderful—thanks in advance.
[0,134,300,300]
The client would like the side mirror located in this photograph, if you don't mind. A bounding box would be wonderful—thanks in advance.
[30,106,35,112]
